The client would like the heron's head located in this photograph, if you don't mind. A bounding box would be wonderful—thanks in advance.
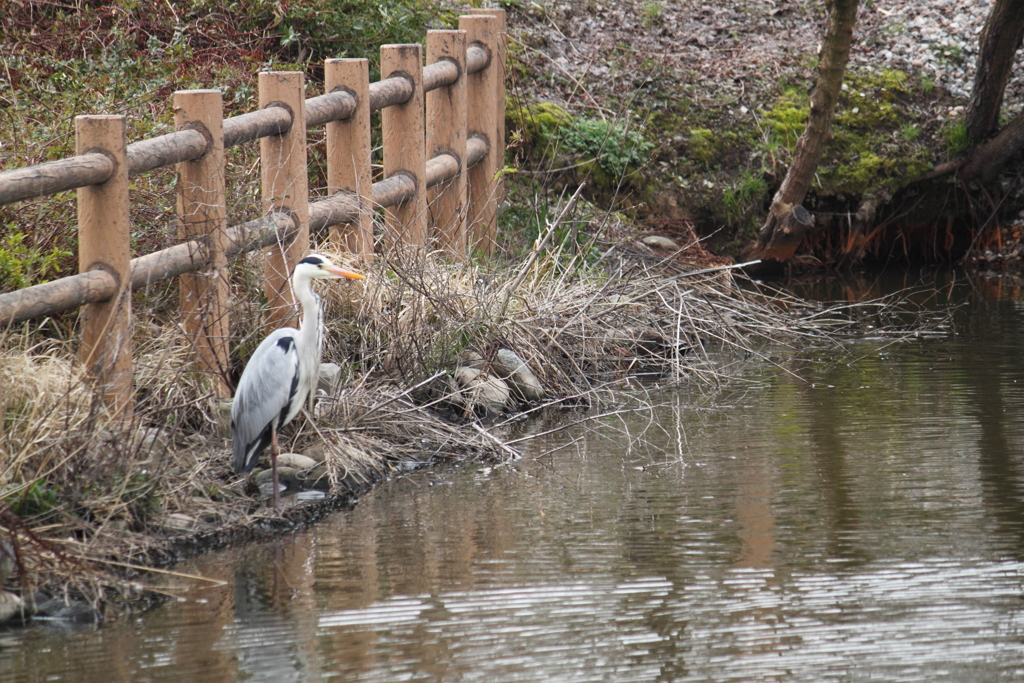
[294,253,365,282]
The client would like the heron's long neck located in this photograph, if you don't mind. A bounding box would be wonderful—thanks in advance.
[293,273,323,355]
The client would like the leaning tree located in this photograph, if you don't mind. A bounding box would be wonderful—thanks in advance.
[958,0,1024,186]
[912,1,1024,209]
[751,0,860,264]
[746,0,1024,267]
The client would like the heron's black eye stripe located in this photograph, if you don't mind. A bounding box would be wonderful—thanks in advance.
[298,255,324,266]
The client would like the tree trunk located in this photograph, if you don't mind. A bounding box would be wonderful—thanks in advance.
[754,204,814,262]
[962,111,1024,185]
[752,0,859,264]
[964,0,1024,144]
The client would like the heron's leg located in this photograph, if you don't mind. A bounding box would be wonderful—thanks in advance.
[270,421,281,510]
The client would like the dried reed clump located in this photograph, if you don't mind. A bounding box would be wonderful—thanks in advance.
[315,382,510,490]
[0,315,246,607]
[318,213,834,413]
[0,337,157,611]
[0,339,128,516]
[0,341,88,482]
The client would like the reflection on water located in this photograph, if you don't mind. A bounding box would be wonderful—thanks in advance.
[5,270,1024,682]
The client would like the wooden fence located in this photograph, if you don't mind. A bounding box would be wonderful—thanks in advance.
[0,9,507,417]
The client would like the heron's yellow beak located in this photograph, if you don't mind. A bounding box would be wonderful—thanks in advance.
[326,265,366,280]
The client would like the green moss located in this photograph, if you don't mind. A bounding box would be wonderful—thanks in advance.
[760,87,809,150]
[758,69,936,198]
[834,70,906,130]
[688,128,718,167]
[510,101,573,147]
[576,159,614,188]
[827,152,887,194]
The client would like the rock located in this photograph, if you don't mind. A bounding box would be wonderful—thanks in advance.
[642,235,680,250]
[302,443,326,463]
[458,350,484,370]
[133,427,172,465]
[214,400,233,439]
[253,466,302,493]
[0,591,25,624]
[334,440,377,464]
[296,462,331,491]
[0,538,14,584]
[276,453,319,470]
[492,349,545,402]
[28,594,101,624]
[412,373,465,411]
[313,389,333,419]
[318,363,342,396]
[162,513,198,531]
[453,366,510,414]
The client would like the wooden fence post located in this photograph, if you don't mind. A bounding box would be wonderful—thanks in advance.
[426,30,468,257]
[259,72,309,332]
[459,14,501,254]
[325,58,374,261]
[381,44,427,250]
[470,7,507,211]
[76,115,133,417]
[174,89,230,399]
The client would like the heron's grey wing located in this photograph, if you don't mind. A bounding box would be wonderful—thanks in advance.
[231,329,301,473]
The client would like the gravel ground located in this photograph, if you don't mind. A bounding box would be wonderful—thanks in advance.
[510,0,1018,124]
[861,0,1018,114]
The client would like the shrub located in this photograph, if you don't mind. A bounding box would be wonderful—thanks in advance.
[560,117,654,183]
[189,0,441,76]
[0,230,73,293]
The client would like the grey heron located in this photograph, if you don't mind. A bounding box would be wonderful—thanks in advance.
[232,253,364,507]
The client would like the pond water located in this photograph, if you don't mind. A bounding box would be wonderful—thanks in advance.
[4,271,1024,682]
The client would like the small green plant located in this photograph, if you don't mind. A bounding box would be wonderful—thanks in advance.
[933,43,963,65]
[722,170,769,227]
[10,480,60,518]
[901,123,921,141]
[943,118,971,157]
[641,1,662,27]
[0,229,73,292]
[560,117,654,185]
[500,178,555,248]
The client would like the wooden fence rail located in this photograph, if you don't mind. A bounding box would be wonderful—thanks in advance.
[0,9,506,417]
[0,43,491,209]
